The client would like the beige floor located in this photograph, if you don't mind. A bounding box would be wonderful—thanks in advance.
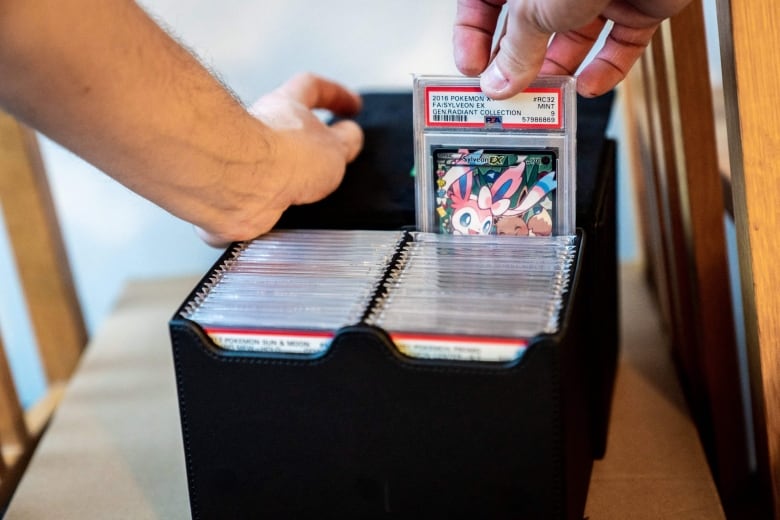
[586,263,724,519]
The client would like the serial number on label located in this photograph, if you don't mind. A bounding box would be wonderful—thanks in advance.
[521,115,557,123]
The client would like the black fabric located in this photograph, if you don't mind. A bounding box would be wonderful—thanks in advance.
[171,91,617,518]
[276,93,416,230]
[576,91,618,460]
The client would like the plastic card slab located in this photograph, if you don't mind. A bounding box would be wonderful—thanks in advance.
[414,75,576,236]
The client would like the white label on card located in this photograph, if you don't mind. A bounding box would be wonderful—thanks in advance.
[391,333,528,362]
[205,328,332,354]
[425,86,562,129]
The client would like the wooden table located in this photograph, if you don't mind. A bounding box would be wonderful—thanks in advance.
[6,264,724,519]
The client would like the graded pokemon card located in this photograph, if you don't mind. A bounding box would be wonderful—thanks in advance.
[413,75,576,236]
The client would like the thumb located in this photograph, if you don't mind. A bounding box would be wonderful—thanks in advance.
[480,12,550,99]
[329,119,364,163]
[194,225,233,248]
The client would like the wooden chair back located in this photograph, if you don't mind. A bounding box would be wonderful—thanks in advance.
[625,0,780,516]
[716,0,780,516]
[621,0,779,515]
[0,110,87,505]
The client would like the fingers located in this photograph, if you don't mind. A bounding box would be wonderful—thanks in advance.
[250,73,364,162]
[480,10,550,99]
[542,1,666,97]
[330,119,363,163]
[453,0,506,76]
[274,72,362,115]
[454,0,679,99]
[480,0,605,99]
[475,0,615,99]
[194,215,277,247]
[263,73,364,162]
[623,0,693,20]
[576,22,658,96]
[540,17,608,76]
[194,225,232,249]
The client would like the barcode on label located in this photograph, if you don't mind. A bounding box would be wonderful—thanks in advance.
[432,114,468,122]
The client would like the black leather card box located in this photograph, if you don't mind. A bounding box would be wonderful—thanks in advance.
[169,92,617,519]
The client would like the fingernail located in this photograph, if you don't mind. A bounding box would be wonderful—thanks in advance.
[482,62,509,94]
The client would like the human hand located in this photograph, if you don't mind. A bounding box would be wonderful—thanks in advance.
[453,0,692,99]
[195,73,363,246]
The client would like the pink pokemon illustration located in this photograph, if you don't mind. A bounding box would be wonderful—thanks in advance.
[434,148,557,236]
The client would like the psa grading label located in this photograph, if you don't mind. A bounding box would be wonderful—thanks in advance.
[425,86,562,129]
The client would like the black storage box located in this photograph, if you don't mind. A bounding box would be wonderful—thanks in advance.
[169,92,617,518]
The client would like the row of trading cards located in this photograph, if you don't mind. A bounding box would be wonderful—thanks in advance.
[366,233,576,362]
[183,229,404,355]
[183,229,577,363]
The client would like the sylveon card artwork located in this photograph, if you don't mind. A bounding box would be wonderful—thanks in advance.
[431,148,557,236]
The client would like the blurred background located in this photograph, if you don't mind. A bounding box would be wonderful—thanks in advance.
[0,0,724,409]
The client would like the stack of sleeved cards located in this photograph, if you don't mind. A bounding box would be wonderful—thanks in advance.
[182,229,577,363]
[365,233,577,362]
[182,229,404,356]
[413,75,577,237]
